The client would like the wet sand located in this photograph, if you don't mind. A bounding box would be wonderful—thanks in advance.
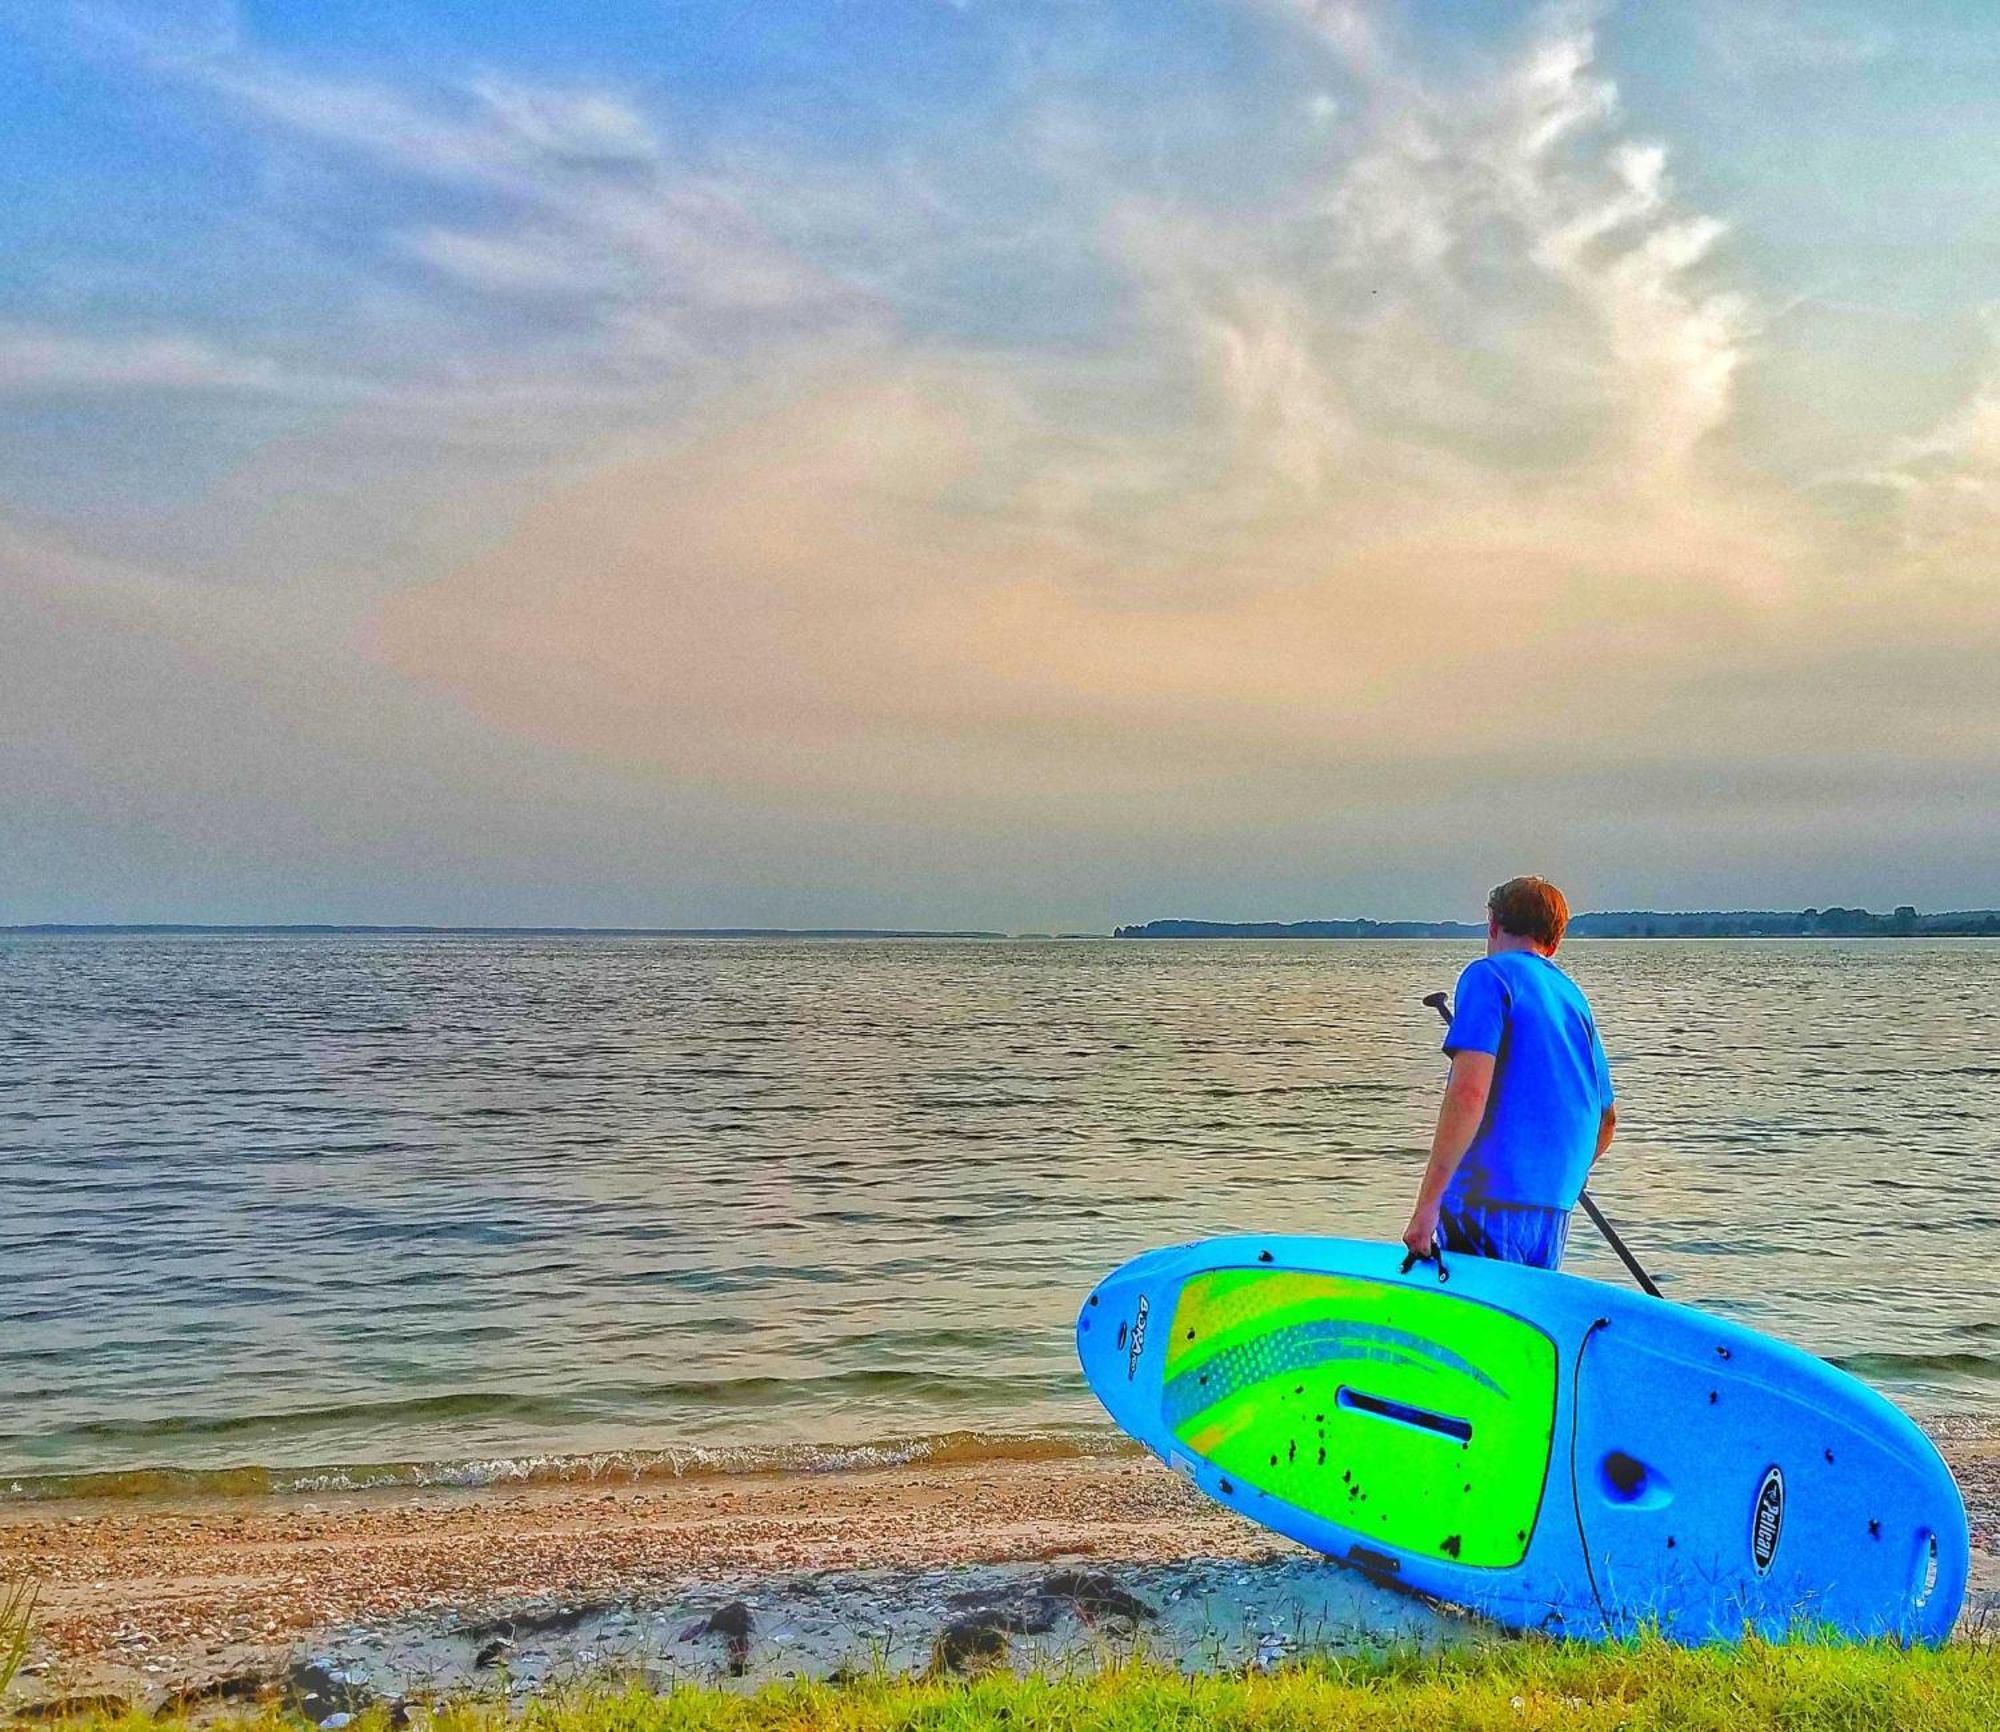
[5,1454,1273,1698]
[6,1435,1995,1704]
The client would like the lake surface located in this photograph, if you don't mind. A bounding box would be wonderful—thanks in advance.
[2,935,1995,1497]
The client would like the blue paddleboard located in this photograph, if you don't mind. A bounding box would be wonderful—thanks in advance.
[1078,1235,1968,1643]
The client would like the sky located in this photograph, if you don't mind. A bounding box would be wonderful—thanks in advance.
[1,0,1997,929]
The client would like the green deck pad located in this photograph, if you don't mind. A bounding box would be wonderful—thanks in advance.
[1163,1269,1558,1568]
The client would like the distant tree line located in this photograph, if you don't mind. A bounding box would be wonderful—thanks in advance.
[1562,906,2000,937]
[1114,907,2000,939]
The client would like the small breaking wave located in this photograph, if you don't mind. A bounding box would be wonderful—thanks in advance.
[0,1426,1135,1504]
[1833,1351,2000,1384]
[0,1368,1063,1455]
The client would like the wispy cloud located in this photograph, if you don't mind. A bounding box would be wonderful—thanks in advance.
[0,324,294,393]
[172,35,883,375]
[1850,312,2000,584]
[1699,1,1895,78]
[465,75,662,169]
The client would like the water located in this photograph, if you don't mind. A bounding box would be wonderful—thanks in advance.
[2,935,1995,1498]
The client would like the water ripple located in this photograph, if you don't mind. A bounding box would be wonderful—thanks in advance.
[1,933,1994,1492]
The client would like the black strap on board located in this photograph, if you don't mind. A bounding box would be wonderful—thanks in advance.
[1398,1242,1450,1282]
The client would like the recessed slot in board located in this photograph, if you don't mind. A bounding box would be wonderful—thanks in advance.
[1337,1385,1473,1442]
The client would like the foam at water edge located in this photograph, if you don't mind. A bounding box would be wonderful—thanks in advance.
[1,1427,1140,1503]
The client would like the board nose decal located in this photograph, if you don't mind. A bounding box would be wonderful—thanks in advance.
[1126,1295,1149,1380]
[1751,1465,1785,1575]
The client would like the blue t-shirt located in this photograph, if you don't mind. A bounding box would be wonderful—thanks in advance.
[1441,951,1614,1211]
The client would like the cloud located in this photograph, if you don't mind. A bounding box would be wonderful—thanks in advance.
[4,0,1997,917]
[0,324,293,393]
[193,57,665,202]
[0,4,890,415]
[1850,316,2000,586]
[466,75,661,169]
[1282,0,1394,79]
[368,3,1995,839]
[405,227,634,303]
[179,39,881,369]
[1699,1,1894,78]
[0,515,726,921]
[34,0,244,58]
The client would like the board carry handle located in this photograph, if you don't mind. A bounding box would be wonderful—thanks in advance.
[1420,990,1663,1298]
[1399,1241,1450,1281]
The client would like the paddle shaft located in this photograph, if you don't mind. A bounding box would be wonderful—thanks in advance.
[1422,992,1662,1298]
[1575,1189,1662,1298]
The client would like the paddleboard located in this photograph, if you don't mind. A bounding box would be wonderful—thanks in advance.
[1077,1235,1967,1643]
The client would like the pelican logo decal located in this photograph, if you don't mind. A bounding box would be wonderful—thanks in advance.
[1126,1295,1149,1380]
[1751,1466,1785,1575]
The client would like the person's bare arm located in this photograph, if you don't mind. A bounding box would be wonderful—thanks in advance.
[1402,1050,1496,1258]
[1596,1103,1617,1161]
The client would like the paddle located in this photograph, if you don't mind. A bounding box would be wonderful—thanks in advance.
[1421,991,1663,1298]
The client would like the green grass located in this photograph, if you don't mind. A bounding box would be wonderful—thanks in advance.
[0,1578,36,1700]
[23,1641,2000,1732]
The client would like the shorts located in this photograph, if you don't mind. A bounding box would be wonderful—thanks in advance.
[1438,1201,1571,1271]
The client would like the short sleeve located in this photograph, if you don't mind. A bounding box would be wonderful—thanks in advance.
[1444,960,1506,1057]
[1591,1025,1615,1109]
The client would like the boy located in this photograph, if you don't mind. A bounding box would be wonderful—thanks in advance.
[1401,876,1615,1271]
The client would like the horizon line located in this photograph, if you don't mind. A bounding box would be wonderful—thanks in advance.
[6,903,2000,941]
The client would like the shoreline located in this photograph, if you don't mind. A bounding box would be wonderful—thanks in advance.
[4,1454,1274,1701]
[6,1433,1996,1706]
[0,1429,1127,1507]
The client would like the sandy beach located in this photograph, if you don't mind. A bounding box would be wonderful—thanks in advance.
[5,1453,1267,1699]
[7,1430,1995,1707]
